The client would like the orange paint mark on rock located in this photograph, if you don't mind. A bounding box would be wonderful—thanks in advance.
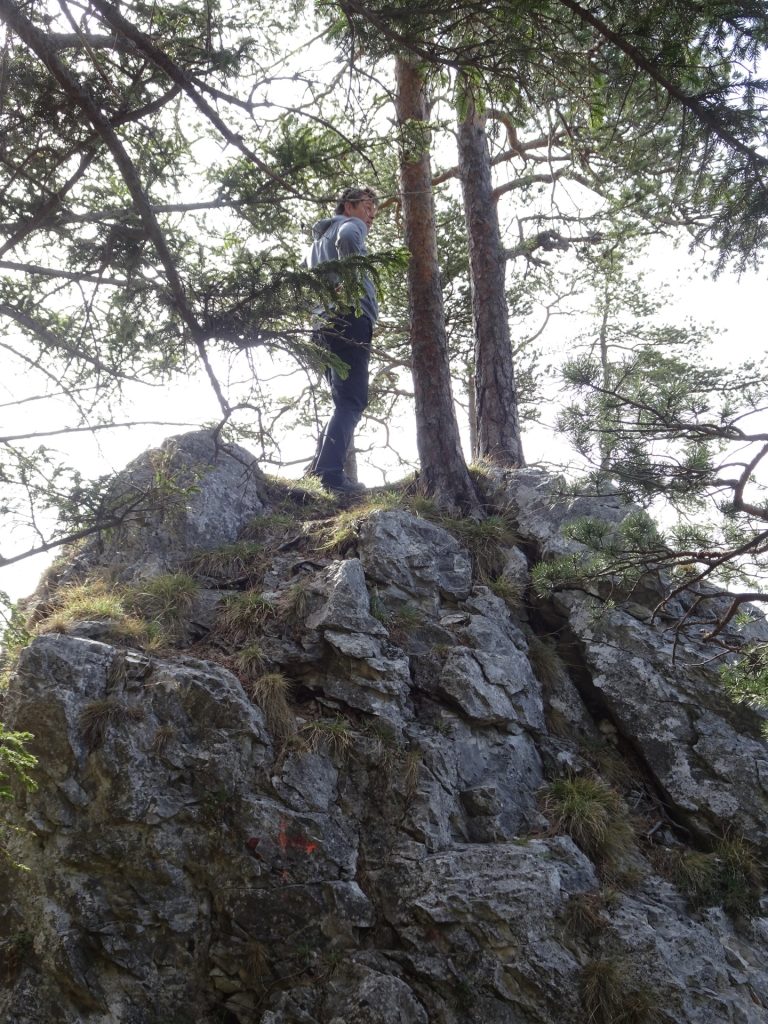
[276,817,319,856]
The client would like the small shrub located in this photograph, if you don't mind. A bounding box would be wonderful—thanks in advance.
[0,594,32,688]
[544,775,634,866]
[0,724,37,798]
[720,645,768,737]
[246,673,295,741]
[0,931,34,982]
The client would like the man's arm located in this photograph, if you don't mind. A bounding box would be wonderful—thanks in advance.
[336,218,367,257]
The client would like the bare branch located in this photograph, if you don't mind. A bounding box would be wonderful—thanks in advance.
[0,420,198,443]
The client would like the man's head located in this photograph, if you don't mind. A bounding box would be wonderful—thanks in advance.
[335,185,378,230]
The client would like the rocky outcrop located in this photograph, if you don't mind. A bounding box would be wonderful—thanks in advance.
[0,434,766,1024]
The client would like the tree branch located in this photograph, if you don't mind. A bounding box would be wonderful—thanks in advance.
[0,420,198,443]
[0,303,140,379]
[86,0,299,195]
[556,0,768,173]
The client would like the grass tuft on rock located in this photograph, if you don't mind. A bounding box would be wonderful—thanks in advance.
[527,635,564,688]
[233,643,269,678]
[300,715,355,761]
[245,672,295,741]
[35,580,161,649]
[544,775,635,866]
[581,956,660,1024]
[672,835,764,916]
[186,541,266,583]
[217,591,276,645]
[487,574,526,611]
[438,511,519,580]
[128,572,198,642]
[79,697,144,749]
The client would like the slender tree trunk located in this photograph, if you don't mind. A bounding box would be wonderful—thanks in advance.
[394,55,481,515]
[466,361,478,458]
[598,273,612,474]
[457,86,525,467]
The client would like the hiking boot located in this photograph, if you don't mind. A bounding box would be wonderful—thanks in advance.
[322,475,366,495]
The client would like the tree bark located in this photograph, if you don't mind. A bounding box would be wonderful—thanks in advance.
[457,87,525,467]
[394,55,481,515]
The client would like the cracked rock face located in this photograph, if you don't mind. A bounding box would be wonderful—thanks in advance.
[1,435,767,1024]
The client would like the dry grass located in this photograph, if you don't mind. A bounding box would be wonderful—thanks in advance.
[670,835,764,916]
[79,697,144,748]
[544,775,635,866]
[245,672,295,741]
[581,957,659,1024]
[242,940,272,985]
[300,715,355,761]
[186,541,267,583]
[402,748,423,803]
[150,723,177,755]
[217,591,276,645]
[127,572,198,642]
[34,578,164,649]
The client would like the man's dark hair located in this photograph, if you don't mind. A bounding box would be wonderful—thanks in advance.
[335,186,379,216]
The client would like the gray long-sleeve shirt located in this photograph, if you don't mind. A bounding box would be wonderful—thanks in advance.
[307,214,379,325]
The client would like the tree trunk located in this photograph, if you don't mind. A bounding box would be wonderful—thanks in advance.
[457,86,525,467]
[394,55,481,515]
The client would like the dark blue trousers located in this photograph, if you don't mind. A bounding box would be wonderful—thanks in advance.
[313,312,372,484]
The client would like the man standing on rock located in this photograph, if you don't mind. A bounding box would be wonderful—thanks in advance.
[307,185,379,495]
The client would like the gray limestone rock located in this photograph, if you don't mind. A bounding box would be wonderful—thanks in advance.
[76,430,268,580]
[560,590,768,845]
[306,558,387,636]
[2,446,768,1024]
[358,509,473,610]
